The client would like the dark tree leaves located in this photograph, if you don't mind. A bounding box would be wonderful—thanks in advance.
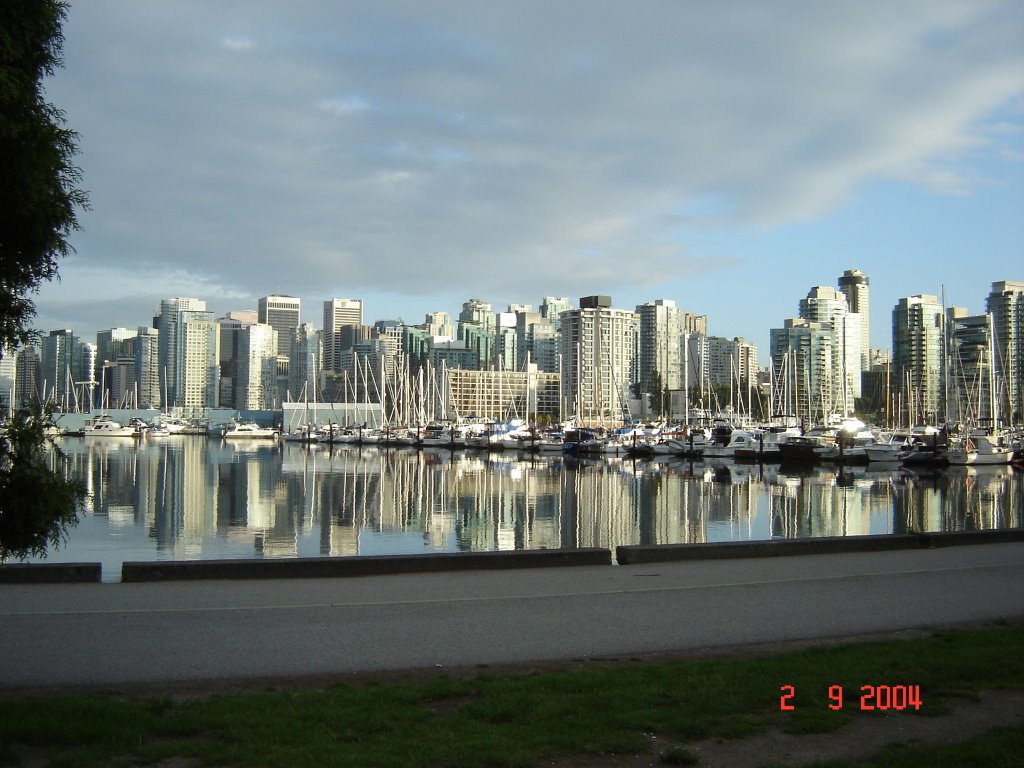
[1,0,88,352]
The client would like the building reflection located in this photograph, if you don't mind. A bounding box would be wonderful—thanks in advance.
[50,439,1023,566]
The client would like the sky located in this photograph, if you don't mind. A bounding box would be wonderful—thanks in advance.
[33,0,1024,361]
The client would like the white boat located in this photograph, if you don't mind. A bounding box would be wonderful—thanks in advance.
[157,415,190,434]
[418,423,469,449]
[221,421,279,439]
[282,423,320,443]
[82,415,139,437]
[946,432,1013,466]
[702,429,760,460]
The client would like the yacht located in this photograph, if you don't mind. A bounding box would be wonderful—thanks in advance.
[946,431,1014,466]
[220,421,279,439]
[82,415,139,437]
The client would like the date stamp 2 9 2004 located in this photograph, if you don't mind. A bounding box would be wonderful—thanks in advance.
[779,684,922,711]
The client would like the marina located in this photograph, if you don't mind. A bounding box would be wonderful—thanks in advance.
[27,434,1024,582]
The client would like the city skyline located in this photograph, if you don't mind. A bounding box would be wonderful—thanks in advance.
[29,2,1024,353]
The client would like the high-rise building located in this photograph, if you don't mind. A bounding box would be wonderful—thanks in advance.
[799,286,863,405]
[947,307,993,425]
[892,294,945,425]
[0,348,16,414]
[424,311,454,339]
[704,336,759,388]
[238,323,279,410]
[216,313,254,409]
[289,323,321,401]
[540,297,573,330]
[769,319,835,422]
[838,268,870,371]
[560,296,637,423]
[134,327,160,409]
[96,328,136,408]
[257,295,301,358]
[39,329,77,406]
[158,297,207,408]
[13,347,40,409]
[322,298,363,372]
[636,299,688,395]
[986,280,1024,425]
[494,312,517,370]
[459,298,495,334]
[174,309,219,410]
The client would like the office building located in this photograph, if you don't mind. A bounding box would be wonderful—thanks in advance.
[322,299,363,372]
[39,329,78,407]
[238,323,279,410]
[288,323,321,402]
[257,295,301,358]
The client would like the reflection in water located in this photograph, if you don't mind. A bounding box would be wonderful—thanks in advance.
[39,438,1023,581]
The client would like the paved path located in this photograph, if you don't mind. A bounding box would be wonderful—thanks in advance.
[2,543,1022,692]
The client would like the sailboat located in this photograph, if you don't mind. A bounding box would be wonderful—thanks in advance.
[946,314,1013,466]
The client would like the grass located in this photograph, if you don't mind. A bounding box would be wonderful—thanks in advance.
[0,623,1021,768]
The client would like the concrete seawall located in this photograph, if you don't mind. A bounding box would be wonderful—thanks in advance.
[616,529,1024,564]
[0,562,102,584]
[120,548,612,582]
[5,529,1022,583]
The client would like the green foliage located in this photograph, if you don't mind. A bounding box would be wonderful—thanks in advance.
[0,1,89,560]
[0,402,86,561]
[0,0,88,352]
[647,369,666,417]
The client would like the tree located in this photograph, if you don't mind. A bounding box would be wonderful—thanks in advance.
[646,369,666,419]
[0,0,87,560]
[1,0,88,352]
[0,403,84,561]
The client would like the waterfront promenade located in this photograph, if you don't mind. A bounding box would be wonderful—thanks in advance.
[2,540,1022,692]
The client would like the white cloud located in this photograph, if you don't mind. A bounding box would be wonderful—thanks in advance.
[316,96,369,116]
[42,0,1024,329]
[221,36,254,52]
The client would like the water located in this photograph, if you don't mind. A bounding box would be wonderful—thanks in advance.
[28,437,1024,581]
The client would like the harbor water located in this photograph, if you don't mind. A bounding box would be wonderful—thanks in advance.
[27,436,1024,581]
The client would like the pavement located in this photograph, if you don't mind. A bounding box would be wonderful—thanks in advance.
[1,541,1022,694]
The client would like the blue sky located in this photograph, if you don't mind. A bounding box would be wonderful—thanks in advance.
[33,1,1024,360]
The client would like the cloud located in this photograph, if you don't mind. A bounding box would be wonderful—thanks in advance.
[42,0,1024,329]
[316,96,369,116]
[221,36,254,52]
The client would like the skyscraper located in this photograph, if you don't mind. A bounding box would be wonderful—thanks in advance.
[158,297,207,408]
[322,298,363,372]
[289,323,321,401]
[838,268,870,371]
[636,299,687,395]
[134,327,160,409]
[892,294,945,425]
[986,280,1024,425]
[257,295,301,358]
[39,329,77,406]
[799,286,863,405]
[174,309,219,410]
[238,323,279,410]
[769,319,835,422]
[560,296,637,423]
